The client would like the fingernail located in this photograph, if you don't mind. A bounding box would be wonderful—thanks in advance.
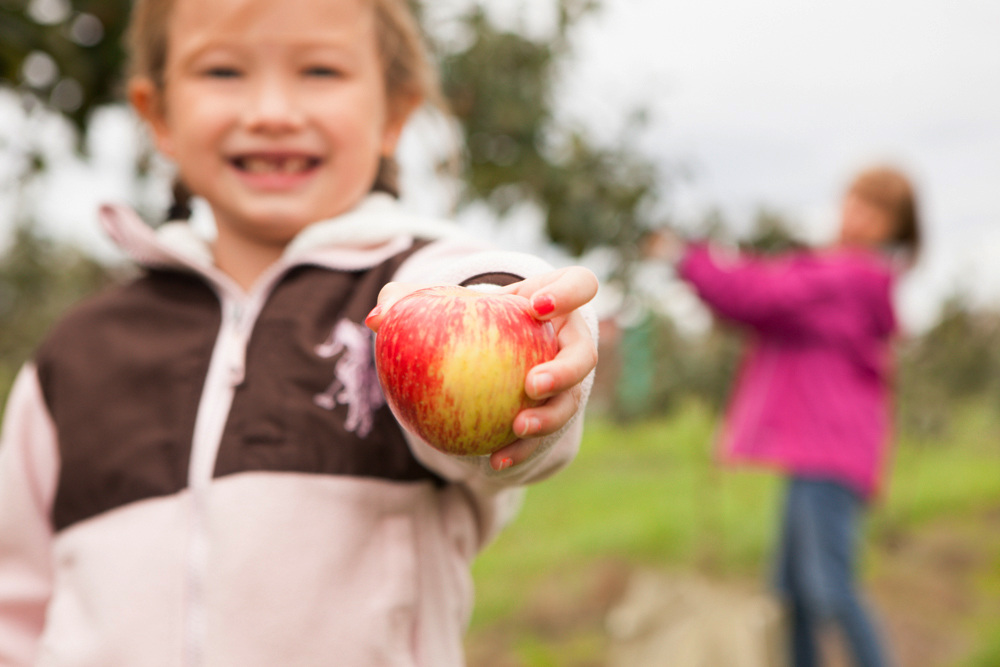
[531,373,554,397]
[496,457,514,471]
[364,304,383,327]
[532,294,555,316]
[516,417,539,438]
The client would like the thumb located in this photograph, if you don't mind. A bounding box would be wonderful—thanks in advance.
[365,282,430,332]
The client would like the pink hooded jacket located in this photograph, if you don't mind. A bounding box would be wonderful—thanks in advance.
[678,244,897,500]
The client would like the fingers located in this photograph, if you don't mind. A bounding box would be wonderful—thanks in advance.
[364,282,429,332]
[501,266,598,322]
[491,311,596,472]
[517,385,582,439]
[524,310,597,401]
[490,387,582,470]
[489,437,540,472]
[490,269,598,472]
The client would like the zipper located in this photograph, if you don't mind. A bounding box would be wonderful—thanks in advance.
[184,295,245,667]
[181,264,291,667]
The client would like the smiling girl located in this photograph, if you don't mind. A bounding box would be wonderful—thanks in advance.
[0,0,598,664]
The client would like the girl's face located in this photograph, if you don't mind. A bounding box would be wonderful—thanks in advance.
[132,0,412,252]
[838,193,894,249]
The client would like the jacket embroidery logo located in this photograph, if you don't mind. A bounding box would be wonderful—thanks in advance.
[314,319,385,438]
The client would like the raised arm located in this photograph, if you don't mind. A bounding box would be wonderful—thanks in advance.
[678,244,835,332]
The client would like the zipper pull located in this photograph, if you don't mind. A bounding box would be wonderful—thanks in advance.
[229,357,246,387]
[228,302,247,387]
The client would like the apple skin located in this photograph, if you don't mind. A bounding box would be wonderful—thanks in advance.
[375,285,559,456]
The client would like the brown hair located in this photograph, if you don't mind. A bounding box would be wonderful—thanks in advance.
[127,0,444,216]
[847,166,921,259]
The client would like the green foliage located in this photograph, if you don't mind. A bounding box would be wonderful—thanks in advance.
[897,298,1000,439]
[962,629,1000,667]
[0,0,131,134]
[0,224,115,406]
[740,206,807,255]
[436,2,660,266]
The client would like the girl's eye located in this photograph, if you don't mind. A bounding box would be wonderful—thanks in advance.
[303,66,342,78]
[204,66,242,79]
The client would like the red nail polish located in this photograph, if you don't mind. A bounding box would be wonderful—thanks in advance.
[364,304,383,327]
[532,294,555,316]
[499,458,514,471]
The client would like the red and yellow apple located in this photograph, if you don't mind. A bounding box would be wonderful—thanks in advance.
[374,285,559,456]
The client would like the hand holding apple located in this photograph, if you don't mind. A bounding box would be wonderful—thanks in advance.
[372,285,558,456]
[367,267,599,471]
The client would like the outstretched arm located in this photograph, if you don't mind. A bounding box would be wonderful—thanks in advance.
[366,267,598,472]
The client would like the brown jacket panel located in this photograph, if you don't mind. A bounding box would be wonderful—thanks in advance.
[36,243,441,533]
[36,271,221,531]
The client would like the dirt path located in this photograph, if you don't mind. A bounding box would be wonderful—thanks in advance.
[466,506,1000,667]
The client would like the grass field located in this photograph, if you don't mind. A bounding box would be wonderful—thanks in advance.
[466,401,1000,666]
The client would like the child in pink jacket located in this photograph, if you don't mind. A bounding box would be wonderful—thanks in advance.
[658,167,920,667]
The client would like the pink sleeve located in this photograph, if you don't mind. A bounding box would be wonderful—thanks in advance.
[678,244,832,332]
[0,364,58,665]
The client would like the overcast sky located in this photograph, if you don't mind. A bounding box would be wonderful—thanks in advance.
[2,0,998,332]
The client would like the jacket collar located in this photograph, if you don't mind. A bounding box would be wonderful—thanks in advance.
[99,194,466,291]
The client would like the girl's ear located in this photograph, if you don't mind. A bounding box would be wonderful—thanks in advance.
[380,93,422,157]
[129,77,175,159]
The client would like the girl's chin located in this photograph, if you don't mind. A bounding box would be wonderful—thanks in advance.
[222,200,355,232]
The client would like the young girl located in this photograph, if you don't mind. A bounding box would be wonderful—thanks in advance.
[653,167,919,667]
[0,0,598,664]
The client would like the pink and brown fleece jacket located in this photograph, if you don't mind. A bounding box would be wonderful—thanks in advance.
[0,194,596,667]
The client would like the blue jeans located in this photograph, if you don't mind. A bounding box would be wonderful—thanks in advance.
[775,478,891,667]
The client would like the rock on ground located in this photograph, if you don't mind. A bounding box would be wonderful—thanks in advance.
[605,570,785,667]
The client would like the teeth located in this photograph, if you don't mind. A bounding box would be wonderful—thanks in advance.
[284,157,308,174]
[244,157,272,174]
[238,156,314,174]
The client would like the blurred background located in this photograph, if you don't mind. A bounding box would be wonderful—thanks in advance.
[1,0,998,665]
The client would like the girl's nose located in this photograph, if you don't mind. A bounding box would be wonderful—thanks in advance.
[243,74,305,133]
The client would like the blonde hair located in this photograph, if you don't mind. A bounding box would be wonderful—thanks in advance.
[848,166,921,259]
[127,0,443,208]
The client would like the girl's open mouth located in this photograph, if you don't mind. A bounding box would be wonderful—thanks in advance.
[232,155,322,175]
[230,154,323,190]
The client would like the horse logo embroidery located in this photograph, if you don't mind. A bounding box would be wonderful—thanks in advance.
[314,319,385,438]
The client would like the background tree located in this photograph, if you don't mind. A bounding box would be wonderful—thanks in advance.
[1,0,129,134]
